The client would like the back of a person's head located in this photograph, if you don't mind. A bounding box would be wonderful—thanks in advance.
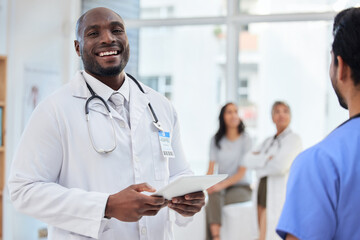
[332,7,360,86]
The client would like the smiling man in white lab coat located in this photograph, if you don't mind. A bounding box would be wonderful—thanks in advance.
[8,7,205,240]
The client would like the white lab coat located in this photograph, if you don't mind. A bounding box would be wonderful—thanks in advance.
[244,127,302,240]
[8,71,193,240]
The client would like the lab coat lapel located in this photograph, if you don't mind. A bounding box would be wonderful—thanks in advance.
[86,98,124,120]
[129,79,150,132]
[88,100,111,116]
[71,71,89,99]
[70,71,123,120]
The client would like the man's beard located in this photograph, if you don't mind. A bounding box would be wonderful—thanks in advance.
[81,47,130,77]
[334,85,348,110]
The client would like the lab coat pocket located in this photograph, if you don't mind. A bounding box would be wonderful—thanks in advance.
[151,130,170,181]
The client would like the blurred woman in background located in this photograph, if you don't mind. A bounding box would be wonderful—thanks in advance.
[206,103,253,240]
[244,101,302,240]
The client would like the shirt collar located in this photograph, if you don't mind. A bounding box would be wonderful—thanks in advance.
[276,126,292,140]
[118,74,130,102]
[82,70,130,102]
[337,112,360,129]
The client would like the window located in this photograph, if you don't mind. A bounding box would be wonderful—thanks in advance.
[140,0,226,19]
[239,0,360,14]
[238,78,249,100]
[82,0,349,173]
[238,21,348,147]
[136,26,225,173]
[141,75,173,99]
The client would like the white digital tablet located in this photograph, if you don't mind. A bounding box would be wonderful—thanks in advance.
[154,174,228,200]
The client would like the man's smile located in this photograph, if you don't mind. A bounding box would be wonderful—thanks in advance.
[96,50,119,57]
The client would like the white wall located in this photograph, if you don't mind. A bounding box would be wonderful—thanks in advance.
[4,0,81,239]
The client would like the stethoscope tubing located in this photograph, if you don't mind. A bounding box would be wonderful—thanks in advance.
[83,72,163,153]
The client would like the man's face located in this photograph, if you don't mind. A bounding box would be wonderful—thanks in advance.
[272,104,291,130]
[75,8,130,77]
[329,51,348,109]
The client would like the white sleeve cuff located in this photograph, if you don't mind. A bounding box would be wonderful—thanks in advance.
[175,213,193,227]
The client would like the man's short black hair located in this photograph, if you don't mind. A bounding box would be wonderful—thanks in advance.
[332,7,360,85]
[75,8,123,41]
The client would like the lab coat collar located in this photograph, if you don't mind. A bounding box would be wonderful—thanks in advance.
[71,71,89,99]
[276,126,292,140]
[72,71,122,120]
[71,70,151,130]
[71,70,150,98]
[81,70,114,102]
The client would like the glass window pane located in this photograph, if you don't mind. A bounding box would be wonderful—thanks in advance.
[82,0,141,19]
[239,0,360,14]
[82,0,226,20]
[238,21,348,149]
[127,26,226,174]
[140,0,226,19]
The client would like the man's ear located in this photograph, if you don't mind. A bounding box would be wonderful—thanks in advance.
[336,55,351,83]
[74,40,81,57]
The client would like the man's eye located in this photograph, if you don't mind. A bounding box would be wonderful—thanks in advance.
[113,29,124,34]
[88,32,98,37]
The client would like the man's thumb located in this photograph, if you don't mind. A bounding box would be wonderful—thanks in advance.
[132,183,156,193]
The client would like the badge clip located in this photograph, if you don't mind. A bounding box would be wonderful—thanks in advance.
[153,121,164,132]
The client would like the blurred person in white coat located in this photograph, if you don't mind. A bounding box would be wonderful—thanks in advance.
[244,101,302,240]
[8,7,205,240]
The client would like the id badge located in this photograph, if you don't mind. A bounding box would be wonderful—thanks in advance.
[158,131,175,158]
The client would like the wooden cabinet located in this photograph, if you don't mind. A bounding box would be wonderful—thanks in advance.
[0,55,7,239]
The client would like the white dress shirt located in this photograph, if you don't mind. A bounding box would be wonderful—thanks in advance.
[83,71,130,127]
[8,70,193,240]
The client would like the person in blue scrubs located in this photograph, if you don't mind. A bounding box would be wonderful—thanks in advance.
[276,7,360,240]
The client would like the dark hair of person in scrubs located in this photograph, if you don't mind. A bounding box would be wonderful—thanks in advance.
[332,8,360,86]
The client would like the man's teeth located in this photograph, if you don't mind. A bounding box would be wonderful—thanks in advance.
[99,51,118,57]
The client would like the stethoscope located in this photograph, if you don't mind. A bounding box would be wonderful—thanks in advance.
[83,72,163,154]
[264,129,290,154]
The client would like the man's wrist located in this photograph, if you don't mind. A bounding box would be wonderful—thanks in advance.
[104,195,113,219]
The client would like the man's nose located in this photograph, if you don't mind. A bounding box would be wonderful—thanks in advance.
[101,30,115,44]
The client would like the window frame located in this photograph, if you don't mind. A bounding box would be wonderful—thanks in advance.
[125,0,336,102]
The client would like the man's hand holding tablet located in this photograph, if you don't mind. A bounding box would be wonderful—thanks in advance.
[153,175,228,217]
[168,191,205,217]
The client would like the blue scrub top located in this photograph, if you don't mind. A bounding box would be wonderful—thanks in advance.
[277,114,360,240]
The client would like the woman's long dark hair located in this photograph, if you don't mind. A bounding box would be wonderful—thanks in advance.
[214,103,245,149]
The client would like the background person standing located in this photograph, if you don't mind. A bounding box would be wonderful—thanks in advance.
[244,101,302,240]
